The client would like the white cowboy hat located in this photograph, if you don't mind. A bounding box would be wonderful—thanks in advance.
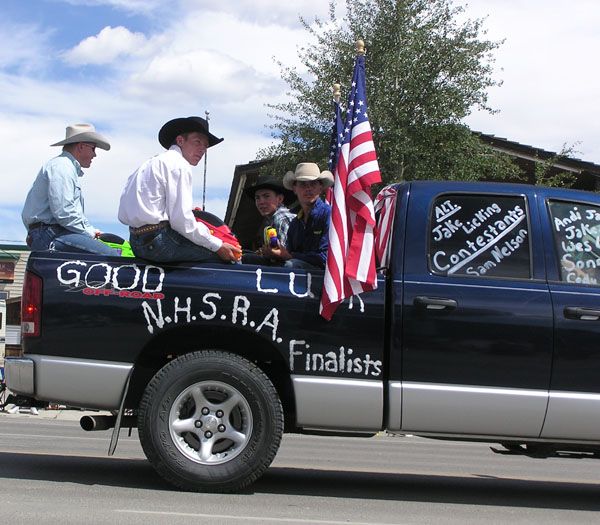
[282,162,334,190]
[50,123,111,151]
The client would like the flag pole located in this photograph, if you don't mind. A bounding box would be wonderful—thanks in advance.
[202,109,210,210]
[333,82,341,104]
[326,83,343,205]
[356,38,365,55]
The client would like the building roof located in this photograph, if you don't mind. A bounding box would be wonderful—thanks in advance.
[0,244,29,260]
[0,243,29,251]
[474,132,600,176]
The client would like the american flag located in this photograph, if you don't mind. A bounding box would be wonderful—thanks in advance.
[320,52,382,320]
[325,97,343,205]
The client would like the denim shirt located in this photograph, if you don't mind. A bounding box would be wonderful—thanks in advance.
[286,198,331,268]
[21,152,95,236]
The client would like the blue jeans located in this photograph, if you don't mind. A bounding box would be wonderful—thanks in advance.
[241,251,284,266]
[27,224,121,256]
[129,225,224,264]
[284,258,321,270]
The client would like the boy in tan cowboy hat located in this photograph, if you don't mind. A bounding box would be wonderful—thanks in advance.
[118,116,241,263]
[263,162,333,269]
[21,123,121,255]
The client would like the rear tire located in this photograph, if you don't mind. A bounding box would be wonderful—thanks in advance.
[138,350,283,492]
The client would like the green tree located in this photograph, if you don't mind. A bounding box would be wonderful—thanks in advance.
[533,144,579,188]
[258,0,523,184]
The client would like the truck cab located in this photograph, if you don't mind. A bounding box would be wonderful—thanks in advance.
[388,181,600,442]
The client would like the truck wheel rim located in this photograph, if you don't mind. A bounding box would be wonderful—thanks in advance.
[168,380,253,465]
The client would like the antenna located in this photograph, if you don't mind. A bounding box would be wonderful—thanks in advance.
[202,110,210,211]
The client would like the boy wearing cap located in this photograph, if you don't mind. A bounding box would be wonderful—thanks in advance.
[264,162,333,270]
[22,123,120,255]
[242,179,295,265]
[118,116,241,264]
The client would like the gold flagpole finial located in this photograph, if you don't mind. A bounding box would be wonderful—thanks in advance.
[333,83,341,103]
[356,39,365,55]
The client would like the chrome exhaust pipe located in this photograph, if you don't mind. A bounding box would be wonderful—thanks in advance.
[80,415,136,431]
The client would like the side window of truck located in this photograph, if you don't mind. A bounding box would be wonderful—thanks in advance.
[428,194,531,279]
[548,200,600,285]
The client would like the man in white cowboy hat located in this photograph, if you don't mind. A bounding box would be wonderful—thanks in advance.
[21,123,121,255]
[118,116,241,263]
[263,162,333,269]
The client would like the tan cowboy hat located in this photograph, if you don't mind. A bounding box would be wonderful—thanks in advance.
[50,123,111,151]
[282,162,334,190]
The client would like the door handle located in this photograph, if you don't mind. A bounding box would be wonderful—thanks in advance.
[414,296,457,311]
[564,306,600,321]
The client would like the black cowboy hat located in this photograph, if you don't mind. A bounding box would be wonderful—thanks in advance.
[158,116,224,149]
[244,178,296,206]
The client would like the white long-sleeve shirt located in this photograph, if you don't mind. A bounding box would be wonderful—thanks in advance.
[118,145,222,252]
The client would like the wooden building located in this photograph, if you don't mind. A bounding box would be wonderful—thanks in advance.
[0,244,29,364]
[475,132,600,190]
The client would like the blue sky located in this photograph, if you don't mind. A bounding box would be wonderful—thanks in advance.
[4,0,150,47]
[2,0,600,244]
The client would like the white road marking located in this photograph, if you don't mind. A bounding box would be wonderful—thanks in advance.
[115,510,403,525]
[0,432,108,441]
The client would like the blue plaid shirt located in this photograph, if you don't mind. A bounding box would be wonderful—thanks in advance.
[261,205,295,247]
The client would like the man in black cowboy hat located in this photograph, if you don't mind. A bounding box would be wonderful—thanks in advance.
[241,179,295,265]
[118,116,241,263]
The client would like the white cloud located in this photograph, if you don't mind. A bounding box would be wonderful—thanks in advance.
[0,206,26,244]
[0,21,53,73]
[179,0,333,27]
[0,112,68,204]
[127,48,277,103]
[173,10,314,78]
[55,8,312,108]
[461,0,600,162]
[63,26,157,65]
[115,9,314,104]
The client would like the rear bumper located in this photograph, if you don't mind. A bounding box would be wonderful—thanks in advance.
[4,358,35,395]
[5,355,132,410]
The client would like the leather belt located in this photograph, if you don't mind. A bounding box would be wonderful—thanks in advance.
[28,222,57,230]
[129,221,169,236]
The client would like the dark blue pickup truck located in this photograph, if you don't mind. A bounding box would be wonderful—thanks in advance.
[6,180,600,492]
